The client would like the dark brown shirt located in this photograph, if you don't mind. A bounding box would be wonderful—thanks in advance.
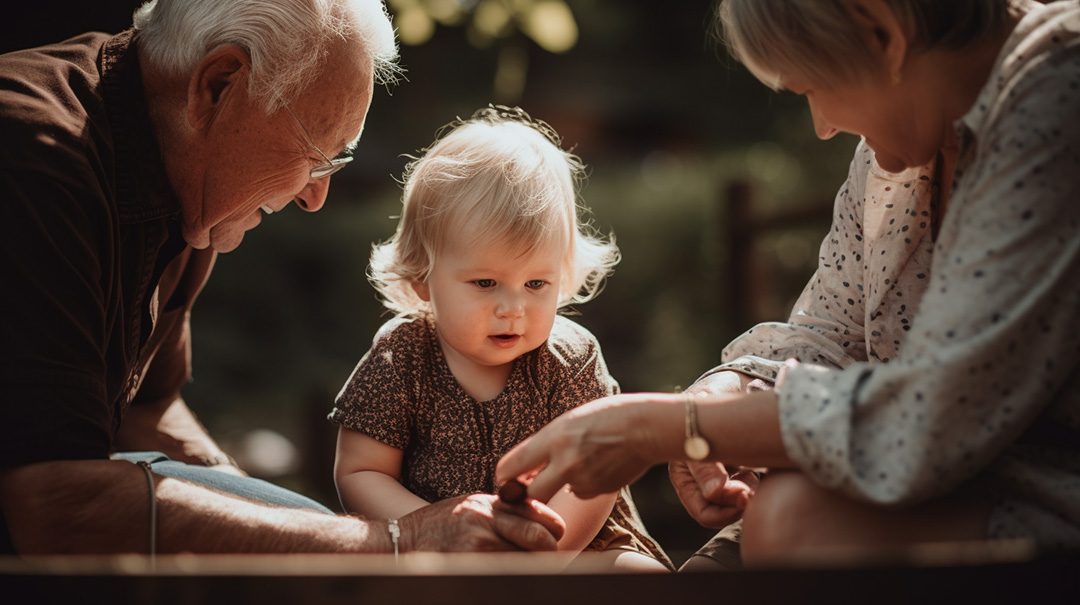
[0,31,215,465]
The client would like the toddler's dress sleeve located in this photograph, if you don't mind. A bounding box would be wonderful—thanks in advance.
[543,317,619,417]
[329,319,416,450]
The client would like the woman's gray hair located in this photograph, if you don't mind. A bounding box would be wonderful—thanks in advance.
[133,0,398,114]
[715,0,1018,89]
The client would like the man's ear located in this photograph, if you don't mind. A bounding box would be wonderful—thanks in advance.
[411,279,431,302]
[848,0,909,78]
[186,45,251,131]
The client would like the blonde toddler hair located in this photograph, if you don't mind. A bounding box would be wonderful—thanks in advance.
[370,105,620,316]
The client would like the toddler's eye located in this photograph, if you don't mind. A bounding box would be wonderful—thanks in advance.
[473,279,496,289]
[525,280,548,290]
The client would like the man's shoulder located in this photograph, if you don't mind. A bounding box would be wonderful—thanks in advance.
[0,31,111,70]
[0,33,114,173]
[0,32,111,120]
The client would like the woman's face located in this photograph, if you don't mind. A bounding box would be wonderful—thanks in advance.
[785,74,942,173]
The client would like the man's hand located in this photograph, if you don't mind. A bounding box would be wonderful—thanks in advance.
[398,494,566,552]
[668,460,760,529]
[114,397,243,474]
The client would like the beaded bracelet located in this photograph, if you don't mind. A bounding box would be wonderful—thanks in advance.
[387,518,400,564]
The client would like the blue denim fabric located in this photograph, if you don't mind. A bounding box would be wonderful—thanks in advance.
[111,451,334,514]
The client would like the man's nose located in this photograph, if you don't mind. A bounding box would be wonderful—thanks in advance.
[293,176,331,212]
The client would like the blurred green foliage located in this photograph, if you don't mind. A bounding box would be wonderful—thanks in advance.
[389,0,579,53]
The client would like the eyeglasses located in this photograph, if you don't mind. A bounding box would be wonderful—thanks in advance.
[282,103,353,179]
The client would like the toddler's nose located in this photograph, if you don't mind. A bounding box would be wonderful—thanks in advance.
[496,295,525,319]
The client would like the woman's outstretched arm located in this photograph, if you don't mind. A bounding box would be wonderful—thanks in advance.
[496,390,791,503]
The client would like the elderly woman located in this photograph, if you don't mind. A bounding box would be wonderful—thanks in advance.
[497,0,1080,566]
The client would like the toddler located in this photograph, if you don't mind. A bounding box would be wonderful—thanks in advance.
[328,105,672,571]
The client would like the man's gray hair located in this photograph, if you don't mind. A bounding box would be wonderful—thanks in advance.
[133,0,398,114]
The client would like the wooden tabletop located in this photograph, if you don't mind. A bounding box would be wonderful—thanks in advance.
[1,540,1074,605]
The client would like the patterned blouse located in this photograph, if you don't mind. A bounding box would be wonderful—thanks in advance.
[704,1,1080,550]
[330,314,673,568]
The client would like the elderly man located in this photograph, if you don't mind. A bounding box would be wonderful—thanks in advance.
[0,0,563,555]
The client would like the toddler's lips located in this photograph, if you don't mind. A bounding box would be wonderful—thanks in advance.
[490,334,521,348]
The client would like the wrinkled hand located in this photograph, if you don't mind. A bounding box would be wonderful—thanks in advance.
[399,493,565,552]
[668,460,760,529]
[496,394,665,503]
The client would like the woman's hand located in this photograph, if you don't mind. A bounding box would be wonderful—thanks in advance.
[668,461,760,529]
[496,393,681,502]
[498,387,790,505]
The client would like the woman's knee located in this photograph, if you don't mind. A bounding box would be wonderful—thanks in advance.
[742,471,995,565]
[741,471,832,564]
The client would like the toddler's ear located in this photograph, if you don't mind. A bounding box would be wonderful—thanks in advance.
[411,280,431,302]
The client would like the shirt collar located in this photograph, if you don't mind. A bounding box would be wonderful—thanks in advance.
[100,29,182,224]
[957,0,1073,137]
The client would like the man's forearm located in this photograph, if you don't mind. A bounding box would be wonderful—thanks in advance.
[0,460,386,554]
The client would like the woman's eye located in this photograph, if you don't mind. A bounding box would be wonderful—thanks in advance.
[473,279,496,288]
[526,280,547,290]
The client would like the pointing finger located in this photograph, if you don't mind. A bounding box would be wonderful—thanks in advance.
[495,435,548,486]
[521,463,567,504]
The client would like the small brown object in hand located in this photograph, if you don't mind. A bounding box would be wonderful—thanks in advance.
[497,478,528,504]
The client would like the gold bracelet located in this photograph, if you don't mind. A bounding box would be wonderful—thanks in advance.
[683,394,710,460]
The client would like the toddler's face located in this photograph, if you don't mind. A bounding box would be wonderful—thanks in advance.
[415,234,565,377]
